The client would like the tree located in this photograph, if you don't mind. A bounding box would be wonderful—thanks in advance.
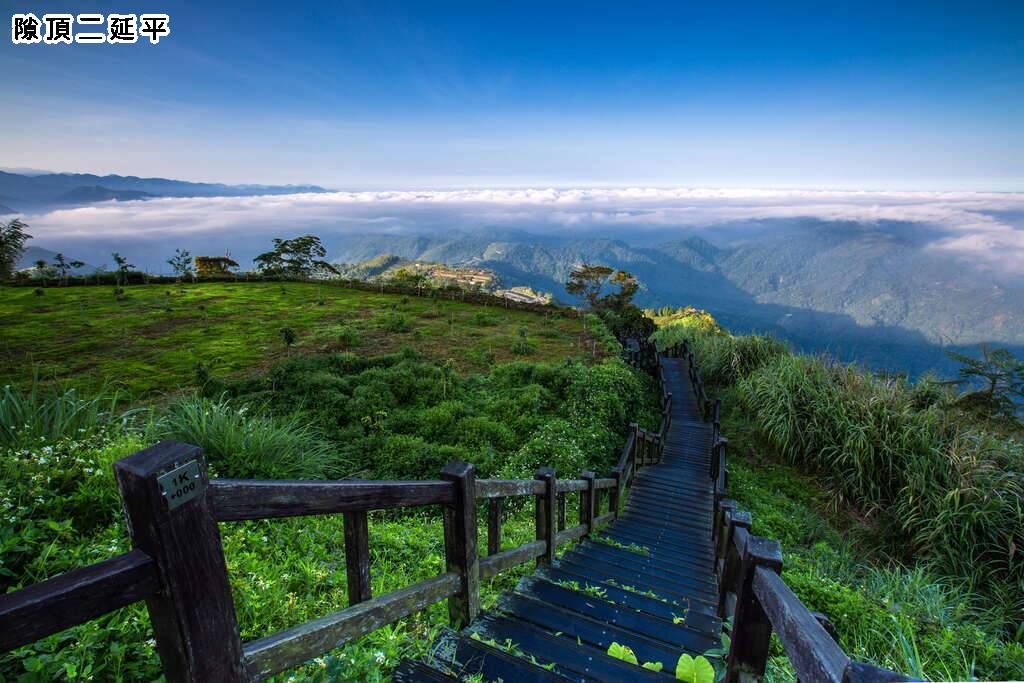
[565,264,641,310]
[565,264,615,308]
[254,235,339,278]
[33,259,52,286]
[195,255,239,276]
[51,253,82,285]
[167,248,194,281]
[946,346,1024,419]
[0,218,32,281]
[111,252,134,287]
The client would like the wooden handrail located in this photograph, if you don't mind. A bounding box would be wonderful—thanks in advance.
[210,478,455,520]
[242,572,462,681]
[0,549,160,652]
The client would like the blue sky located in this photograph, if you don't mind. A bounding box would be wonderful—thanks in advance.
[2,1,1022,189]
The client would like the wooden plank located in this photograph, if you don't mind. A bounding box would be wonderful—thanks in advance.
[752,567,848,683]
[487,497,502,556]
[557,492,566,531]
[554,523,587,547]
[593,511,616,529]
[440,462,479,628]
[555,479,587,493]
[476,479,544,498]
[343,511,371,605]
[211,479,454,520]
[114,441,247,681]
[0,549,159,653]
[593,478,617,490]
[478,540,547,579]
[243,572,461,680]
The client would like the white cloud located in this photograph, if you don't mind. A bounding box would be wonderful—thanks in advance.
[19,187,1024,270]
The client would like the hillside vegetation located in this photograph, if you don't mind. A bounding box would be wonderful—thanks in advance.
[0,282,589,395]
[0,287,656,681]
[651,310,1024,681]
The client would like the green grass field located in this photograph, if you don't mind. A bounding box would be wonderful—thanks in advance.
[0,282,590,396]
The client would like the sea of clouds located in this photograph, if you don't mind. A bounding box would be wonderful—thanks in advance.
[18,187,1024,273]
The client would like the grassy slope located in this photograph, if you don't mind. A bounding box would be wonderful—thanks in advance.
[0,289,641,681]
[0,282,587,395]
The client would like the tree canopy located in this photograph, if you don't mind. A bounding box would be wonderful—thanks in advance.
[254,235,339,278]
[946,346,1024,419]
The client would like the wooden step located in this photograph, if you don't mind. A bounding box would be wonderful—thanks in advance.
[470,612,667,681]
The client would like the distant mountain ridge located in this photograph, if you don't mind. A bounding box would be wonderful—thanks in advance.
[327,226,1024,376]
[0,171,328,211]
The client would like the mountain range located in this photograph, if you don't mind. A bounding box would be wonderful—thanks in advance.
[327,223,1024,377]
[0,171,327,212]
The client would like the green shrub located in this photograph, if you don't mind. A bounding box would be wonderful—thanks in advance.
[155,394,347,479]
[380,311,413,333]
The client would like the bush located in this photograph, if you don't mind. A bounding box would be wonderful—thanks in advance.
[380,311,413,333]
[155,394,348,479]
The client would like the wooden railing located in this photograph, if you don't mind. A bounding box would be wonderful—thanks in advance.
[0,342,672,681]
[671,342,912,683]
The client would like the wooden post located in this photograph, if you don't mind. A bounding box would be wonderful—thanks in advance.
[487,498,502,556]
[726,535,783,683]
[535,467,556,565]
[718,509,752,618]
[557,492,566,531]
[114,441,246,682]
[610,470,621,518]
[581,471,596,537]
[343,511,372,605]
[714,498,738,551]
[441,462,479,628]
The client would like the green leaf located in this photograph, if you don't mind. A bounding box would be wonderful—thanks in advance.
[694,656,715,683]
[676,653,695,681]
[642,661,664,672]
[607,642,639,665]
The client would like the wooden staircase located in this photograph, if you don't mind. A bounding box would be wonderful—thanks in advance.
[394,357,720,681]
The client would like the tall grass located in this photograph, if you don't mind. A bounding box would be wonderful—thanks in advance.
[739,354,1024,626]
[650,320,787,385]
[0,378,133,447]
[155,394,349,480]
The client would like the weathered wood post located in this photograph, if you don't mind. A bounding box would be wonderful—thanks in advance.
[609,468,622,518]
[487,498,502,556]
[581,471,596,537]
[441,462,480,628]
[557,492,567,532]
[718,508,752,618]
[726,535,783,683]
[535,467,556,565]
[114,441,246,682]
[343,511,371,604]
